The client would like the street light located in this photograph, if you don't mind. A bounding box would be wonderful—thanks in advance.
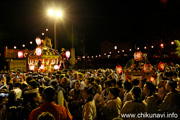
[48,9,63,50]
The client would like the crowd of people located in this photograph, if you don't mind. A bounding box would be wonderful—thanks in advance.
[0,63,180,120]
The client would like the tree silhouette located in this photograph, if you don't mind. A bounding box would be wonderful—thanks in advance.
[174,40,180,57]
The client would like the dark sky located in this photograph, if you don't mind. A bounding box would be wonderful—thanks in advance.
[1,0,180,56]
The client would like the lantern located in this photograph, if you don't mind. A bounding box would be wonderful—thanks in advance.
[35,47,42,56]
[158,62,165,71]
[65,50,70,58]
[54,65,59,70]
[39,64,44,70]
[144,64,152,73]
[149,77,155,82]
[116,65,123,74]
[134,51,142,61]
[18,51,23,58]
[29,65,35,71]
[35,37,41,45]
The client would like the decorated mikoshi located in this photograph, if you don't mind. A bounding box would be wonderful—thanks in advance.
[28,37,62,72]
[125,51,153,81]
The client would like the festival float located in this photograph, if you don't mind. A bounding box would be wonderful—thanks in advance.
[28,37,62,72]
[124,51,153,81]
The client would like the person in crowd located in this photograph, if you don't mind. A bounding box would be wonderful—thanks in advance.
[94,77,102,93]
[107,74,113,81]
[115,80,124,101]
[69,80,83,120]
[143,81,157,113]
[159,80,179,113]
[157,80,166,105]
[13,82,22,99]
[177,80,180,92]
[111,79,116,87]
[82,86,96,120]
[0,89,8,120]
[85,77,94,87]
[85,71,91,79]
[37,112,55,120]
[70,73,77,89]
[102,87,122,120]
[6,90,24,120]
[49,80,58,90]
[26,80,39,93]
[57,77,70,106]
[121,87,147,120]
[101,80,111,102]
[122,81,132,104]
[29,86,72,120]
[123,79,139,104]
[78,73,86,90]
[25,92,42,119]
[67,70,73,81]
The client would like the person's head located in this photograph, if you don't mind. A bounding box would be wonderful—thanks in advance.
[116,80,123,88]
[123,81,132,92]
[37,112,55,120]
[67,69,72,75]
[85,77,94,86]
[60,77,69,88]
[86,72,91,78]
[94,78,101,85]
[111,79,116,87]
[108,87,120,99]
[13,82,21,88]
[82,86,95,100]
[42,86,56,103]
[72,73,77,79]
[131,79,139,86]
[29,92,42,104]
[165,80,177,92]
[7,90,17,105]
[143,81,156,96]
[77,73,83,80]
[29,80,38,89]
[74,80,81,90]
[103,80,111,89]
[55,74,60,81]
[49,80,58,90]
[132,87,141,99]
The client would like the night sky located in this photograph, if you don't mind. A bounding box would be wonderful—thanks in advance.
[1,0,180,57]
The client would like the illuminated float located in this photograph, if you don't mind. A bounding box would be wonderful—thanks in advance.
[28,37,62,72]
[125,51,153,81]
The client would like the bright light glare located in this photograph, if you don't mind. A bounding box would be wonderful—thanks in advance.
[56,11,63,18]
[48,10,54,16]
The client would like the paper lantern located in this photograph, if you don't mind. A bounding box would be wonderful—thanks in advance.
[116,65,123,74]
[35,37,41,45]
[18,51,23,58]
[54,65,59,70]
[35,47,42,56]
[65,50,70,58]
[149,77,155,82]
[134,51,142,61]
[29,65,35,71]
[144,64,152,73]
[39,64,44,70]
[158,62,165,71]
